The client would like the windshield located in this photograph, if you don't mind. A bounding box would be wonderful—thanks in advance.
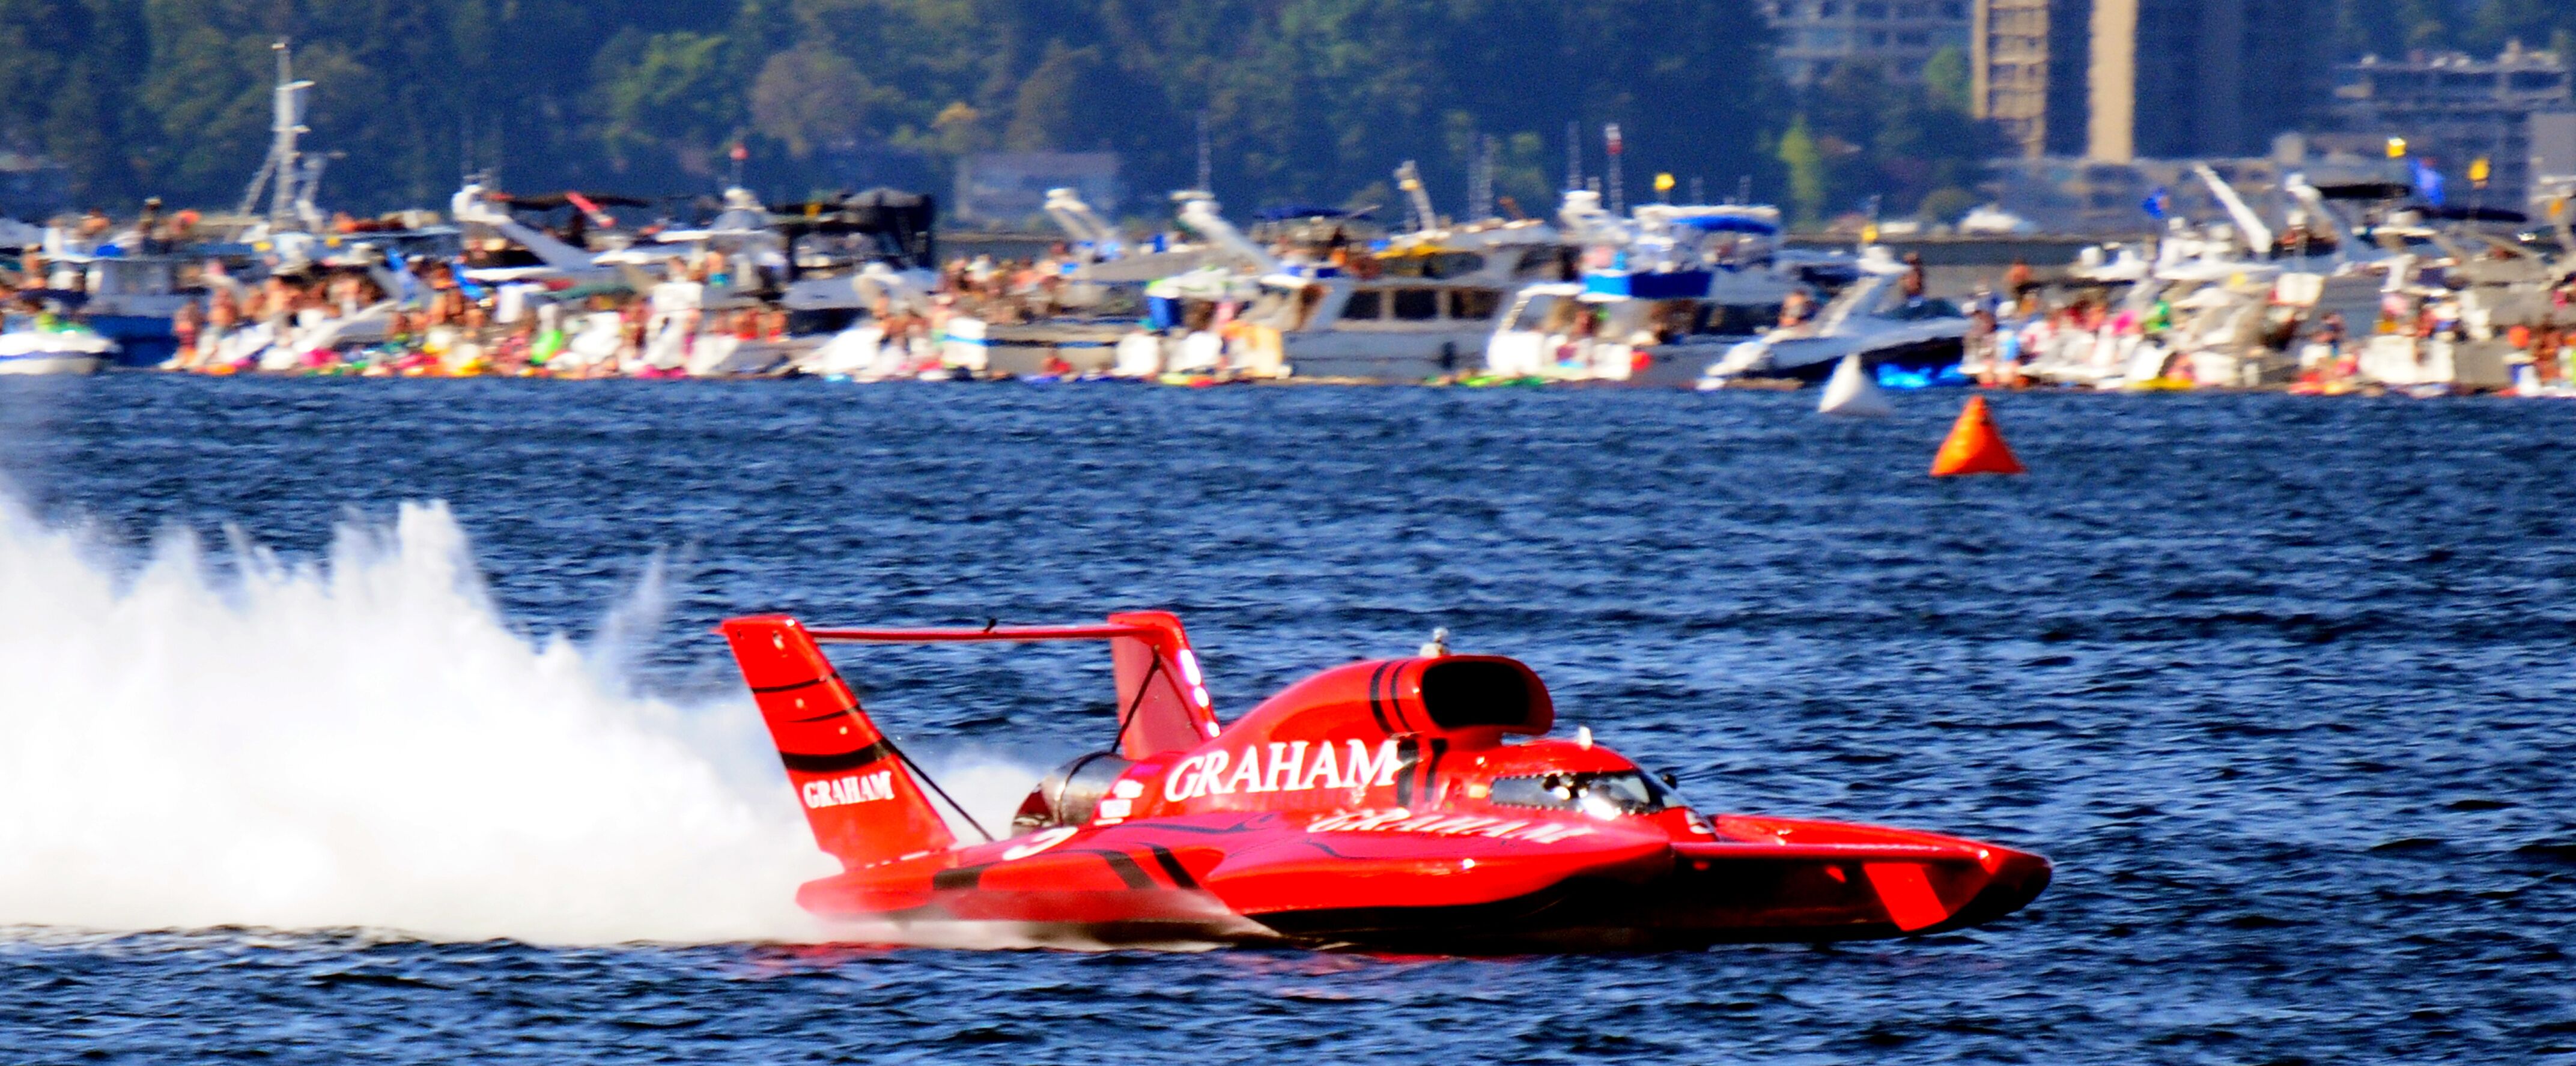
[1487,770,1677,819]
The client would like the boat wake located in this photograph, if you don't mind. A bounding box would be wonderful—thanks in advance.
[0,497,863,944]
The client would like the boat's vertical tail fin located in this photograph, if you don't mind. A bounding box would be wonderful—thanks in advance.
[1105,611,1224,759]
[718,616,958,870]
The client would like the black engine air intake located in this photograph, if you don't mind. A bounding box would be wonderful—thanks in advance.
[1418,657,1548,732]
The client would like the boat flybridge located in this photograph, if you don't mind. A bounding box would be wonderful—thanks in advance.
[1699,245,1968,387]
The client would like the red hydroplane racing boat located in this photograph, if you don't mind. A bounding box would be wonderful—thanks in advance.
[720,612,2049,951]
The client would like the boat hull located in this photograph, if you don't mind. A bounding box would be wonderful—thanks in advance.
[972,323,1132,376]
[1254,847,2052,951]
[1627,338,1757,387]
[1283,328,1489,381]
[0,353,108,375]
[88,314,178,368]
[795,815,2050,953]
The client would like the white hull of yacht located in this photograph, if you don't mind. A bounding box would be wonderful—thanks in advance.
[2358,335,2513,389]
[0,328,117,375]
[1483,333,1753,386]
[1280,327,1489,381]
[0,352,108,375]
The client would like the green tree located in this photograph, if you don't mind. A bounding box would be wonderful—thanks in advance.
[1777,115,1824,228]
[1923,46,1970,116]
[586,29,741,176]
[0,0,1813,220]
[1002,43,1107,151]
[752,46,877,158]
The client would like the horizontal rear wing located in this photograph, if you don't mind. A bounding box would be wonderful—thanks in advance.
[725,611,1222,760]
[802,623,1164,643]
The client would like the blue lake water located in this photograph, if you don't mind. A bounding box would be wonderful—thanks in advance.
[1,377,2570,1062]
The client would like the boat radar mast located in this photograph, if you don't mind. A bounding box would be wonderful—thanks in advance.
[236,40,318,232]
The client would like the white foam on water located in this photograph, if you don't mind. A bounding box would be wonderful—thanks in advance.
[0,498,847,944]
[915,748,1056,843]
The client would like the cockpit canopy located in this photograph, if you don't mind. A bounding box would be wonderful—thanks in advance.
[1487,770,1679,819]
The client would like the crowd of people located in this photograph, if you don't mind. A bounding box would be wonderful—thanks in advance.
[127,245,1121,378]
[1951,255,2576,392]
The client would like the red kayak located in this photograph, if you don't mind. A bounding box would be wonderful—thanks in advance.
[720,611,2050,951]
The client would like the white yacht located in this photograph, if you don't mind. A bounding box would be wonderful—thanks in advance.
[1171,183,1567,381]
[1485,200,1806,384]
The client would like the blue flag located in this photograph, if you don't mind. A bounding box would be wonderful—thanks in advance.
[381,246,422,308]
[2142,186,2169,220]
[2412,159,2446,208]
[452,258,488,300]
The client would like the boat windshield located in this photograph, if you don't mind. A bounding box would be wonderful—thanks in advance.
[1488,770,1677,819]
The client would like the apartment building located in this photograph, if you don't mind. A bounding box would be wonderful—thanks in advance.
[1767,0,1972,87]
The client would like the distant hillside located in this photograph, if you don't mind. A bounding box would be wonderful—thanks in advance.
[2338,0,2576,65]
[5,0,2520,225]
[0,1,1777,220]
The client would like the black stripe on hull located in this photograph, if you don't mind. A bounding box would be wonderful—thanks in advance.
[1093,851,1156,889]
[1365,662,1394,733]
[778,738,897,775]
[929,864,989,891]
[1145,846,1198,889]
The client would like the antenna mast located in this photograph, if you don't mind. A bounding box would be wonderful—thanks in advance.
[249,41,315,231]
[1195,110,1212,193]
[1396,160,1437,231]
[1469,134,1497,222]
[1565,120,1581,191]
[1604,124,1624,215]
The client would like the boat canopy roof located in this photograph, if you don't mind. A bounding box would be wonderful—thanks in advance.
[2312,181,2413,201]
[1668,214,1779,235]
[773,187,937,267]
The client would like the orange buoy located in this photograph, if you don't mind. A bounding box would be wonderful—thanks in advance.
[1930,395,2026,477]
